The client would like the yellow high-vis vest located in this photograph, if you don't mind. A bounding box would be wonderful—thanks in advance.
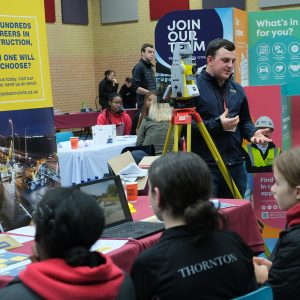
[244,144,280,167]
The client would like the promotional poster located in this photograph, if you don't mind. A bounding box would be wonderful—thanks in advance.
[0,1,59,232]
[248,10,300,95]
[252,173,286,238]
[244,85,292,237]
[154,8,248,100]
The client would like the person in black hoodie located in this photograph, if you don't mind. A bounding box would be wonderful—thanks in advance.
[119,77,137,109]
[253,147,300,300]
[0,188,135,300]
[99,70,119,110]
[192,38,271,198]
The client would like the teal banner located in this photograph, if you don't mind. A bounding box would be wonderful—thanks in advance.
[248,10,300,95]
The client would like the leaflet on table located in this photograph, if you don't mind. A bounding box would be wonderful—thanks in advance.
[0,249,31,276]
[90,239,128,254]
[0,235,23,250]
[115,135,137,142]
[8,225,36,237]
[1,235,34,244]
[119,162,147,182]
[209,199,239,209]
[92,125,116,145]
[141,215,164,223]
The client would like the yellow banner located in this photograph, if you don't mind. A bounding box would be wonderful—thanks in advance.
[0,0,52,111]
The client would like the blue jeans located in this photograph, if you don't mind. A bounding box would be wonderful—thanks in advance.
[131,150,148,164]
[210,164,247,199]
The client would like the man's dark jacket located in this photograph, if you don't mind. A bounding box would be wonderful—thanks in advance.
[132,59,156,109]
[192,70,256,165]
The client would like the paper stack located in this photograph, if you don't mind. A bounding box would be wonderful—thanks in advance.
[119,162,147,183]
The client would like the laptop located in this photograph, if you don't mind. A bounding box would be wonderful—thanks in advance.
[0,200,32,233]
[74,176,164,239]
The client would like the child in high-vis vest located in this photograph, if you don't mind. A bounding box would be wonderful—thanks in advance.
[242,116,281,199]
[243,116,281,173]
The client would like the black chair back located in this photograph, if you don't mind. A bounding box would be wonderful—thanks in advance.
[121,144,155,156]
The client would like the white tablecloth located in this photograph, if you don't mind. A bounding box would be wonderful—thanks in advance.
[57,136,137,186]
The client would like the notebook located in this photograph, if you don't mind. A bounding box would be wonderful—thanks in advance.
[74,176,164,239]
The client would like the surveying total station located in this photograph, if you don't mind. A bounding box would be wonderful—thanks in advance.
[162,42,242,200]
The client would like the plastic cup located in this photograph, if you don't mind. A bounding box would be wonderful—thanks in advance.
[126,182,138,203]
[70,137,79,149]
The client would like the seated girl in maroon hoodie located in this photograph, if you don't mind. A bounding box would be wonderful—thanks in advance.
[253,147,300,300]
[97,93,132,135]
[0,188,134,300]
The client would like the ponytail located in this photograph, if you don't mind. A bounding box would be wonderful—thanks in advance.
[184,200,227,240]
[65,246,104,267]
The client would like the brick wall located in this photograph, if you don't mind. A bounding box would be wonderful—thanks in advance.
[46,0,300,112]
[91,0,158,111]
[46,0,96,112]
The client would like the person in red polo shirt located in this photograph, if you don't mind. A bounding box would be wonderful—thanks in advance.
[97,93,132,135]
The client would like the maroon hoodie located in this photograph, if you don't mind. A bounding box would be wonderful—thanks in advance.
[287,202,300,228]
[19,253,124,300]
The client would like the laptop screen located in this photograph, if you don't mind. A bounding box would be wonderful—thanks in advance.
[75,176,132,227]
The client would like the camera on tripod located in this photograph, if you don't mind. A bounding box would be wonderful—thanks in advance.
[163,42,200,107]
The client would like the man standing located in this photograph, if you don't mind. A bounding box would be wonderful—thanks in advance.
[132,43,156,110]
[192,38,271,198]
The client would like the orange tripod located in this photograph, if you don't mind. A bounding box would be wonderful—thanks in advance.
[163,107,242,199]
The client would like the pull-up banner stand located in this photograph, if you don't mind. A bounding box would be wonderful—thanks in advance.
[155,8,249,100]
[0,0,59,232]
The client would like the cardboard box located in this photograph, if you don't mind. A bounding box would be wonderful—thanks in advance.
[138,156,160,169]
[108,151,147,190]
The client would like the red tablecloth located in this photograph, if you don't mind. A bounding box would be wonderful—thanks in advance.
[132,197,264,253]
[54,109,137,130]
[54,112,99,129]
[0,197,264,287]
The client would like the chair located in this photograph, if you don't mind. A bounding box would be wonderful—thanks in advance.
[121,145,156,165]
[121,144,155,156]
[232,286,273,300]
[55,131,74,143]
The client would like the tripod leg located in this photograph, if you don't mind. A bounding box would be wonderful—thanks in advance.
[173,124,180,152]
[186,123,191,152]
[177,124,183,138]
[195,122,242,199]
[163,123,174,154]
[172,125,183,152]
